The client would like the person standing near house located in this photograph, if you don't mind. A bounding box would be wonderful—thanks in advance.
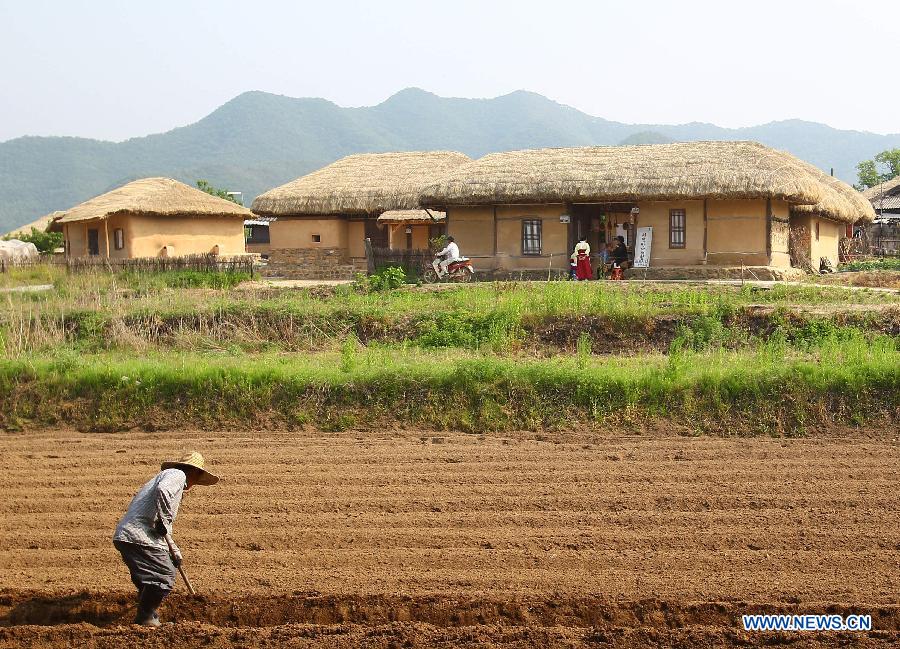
[611,236,629,268]
[572,237,592,281]
[432,236,461,277]
[113,452,219,626]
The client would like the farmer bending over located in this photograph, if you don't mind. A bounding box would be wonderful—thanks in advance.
[113,452,219,626]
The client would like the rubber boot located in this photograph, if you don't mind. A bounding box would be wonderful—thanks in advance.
[135,585,168,626]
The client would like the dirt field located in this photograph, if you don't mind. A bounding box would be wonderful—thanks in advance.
[1,428,897,647]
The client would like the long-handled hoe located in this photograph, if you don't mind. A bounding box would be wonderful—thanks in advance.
[165,536,197,595]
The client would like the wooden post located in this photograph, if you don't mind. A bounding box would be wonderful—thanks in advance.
[364,237,375,274]
[765,199,772,265]
[702,199,708,264]
[492,205,498,257]
[103,220,110,259]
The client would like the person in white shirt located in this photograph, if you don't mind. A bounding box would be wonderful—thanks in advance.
[571,237,593,281]
[113,452,219,626]
[432,236,461,277]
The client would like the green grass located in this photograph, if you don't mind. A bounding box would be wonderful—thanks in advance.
[2,336,897,434]
[0,265,60,288]
[839,258,900,272]
[0,265,249,292]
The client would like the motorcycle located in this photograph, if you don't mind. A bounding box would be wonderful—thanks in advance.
[424,257,475,283]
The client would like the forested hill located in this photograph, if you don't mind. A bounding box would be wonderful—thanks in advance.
[3,87,899,232]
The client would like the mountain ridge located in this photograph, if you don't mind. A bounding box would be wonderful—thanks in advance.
[3,88,899,233]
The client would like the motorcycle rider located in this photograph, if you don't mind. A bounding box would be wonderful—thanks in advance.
[432,236,461,278]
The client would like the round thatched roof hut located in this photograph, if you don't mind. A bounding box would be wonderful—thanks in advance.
[420,141,873,224]
[251,151,470,217]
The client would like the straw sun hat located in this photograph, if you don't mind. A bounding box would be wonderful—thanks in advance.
[161,451,219,486]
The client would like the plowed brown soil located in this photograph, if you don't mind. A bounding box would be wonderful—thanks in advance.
[1,428,897,647]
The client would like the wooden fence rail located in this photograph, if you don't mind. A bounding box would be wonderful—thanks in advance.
[369,246,433,276]
[0,254,256,276]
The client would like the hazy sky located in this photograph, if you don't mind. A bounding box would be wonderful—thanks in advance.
[2,0,898,142]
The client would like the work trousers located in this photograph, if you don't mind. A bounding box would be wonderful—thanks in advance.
[114,539,177,593]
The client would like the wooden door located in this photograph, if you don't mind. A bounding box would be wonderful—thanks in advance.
[364,219,388,249]
[87,229,100,256]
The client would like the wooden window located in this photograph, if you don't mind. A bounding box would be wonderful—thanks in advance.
[815,221,820,241]
[113,228,124,250]
[311,234,321,243]
[669,209,686,249]
[522,219,542,255]
[246,225,270,244]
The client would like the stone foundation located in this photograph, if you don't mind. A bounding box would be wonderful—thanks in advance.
[262,247,365,280]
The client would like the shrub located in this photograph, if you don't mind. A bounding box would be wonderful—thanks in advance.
[840,258,900,272]
[3,227,63,254]
[367,267,407,292]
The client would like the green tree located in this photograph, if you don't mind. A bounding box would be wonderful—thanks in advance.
[875,149,900,178]
[2,227,64,253]
[855,148,900,190]
[196,180,241,204]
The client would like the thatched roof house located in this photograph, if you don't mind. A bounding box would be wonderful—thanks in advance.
[421,141,871,224]
[252,151,470,216]
[251,152,468,279]
[418,141,870,273]
[57,177,251,259]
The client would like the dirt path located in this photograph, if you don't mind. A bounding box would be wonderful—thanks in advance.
[1,428,897,646]
[237,278,353,290]
[0,283,52,294]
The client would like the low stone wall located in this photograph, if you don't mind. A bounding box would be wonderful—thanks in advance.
[262,247,364,280]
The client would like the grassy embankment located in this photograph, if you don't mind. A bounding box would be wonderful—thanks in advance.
[1,268,897,433]
[2,336,897,434]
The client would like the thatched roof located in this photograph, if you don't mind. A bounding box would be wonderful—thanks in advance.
[377,209,445,224]
[862,175,900,200]
[252,152,470,217]
[421,141,872,224]
[57,178,251,224]
[4,211,64,237]
[788,160,875,223]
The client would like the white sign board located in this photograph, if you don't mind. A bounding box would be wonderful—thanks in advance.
[633,227,653,268]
